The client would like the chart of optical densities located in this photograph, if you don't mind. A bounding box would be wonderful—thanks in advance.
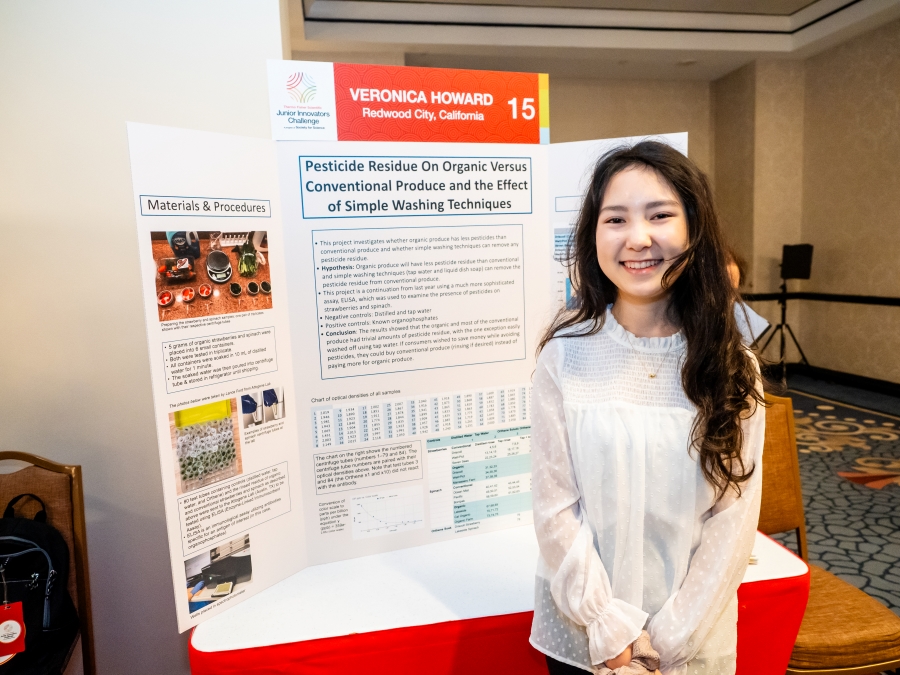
[310,384,532,448]
[351,485,425,539]
[427,425,532,534]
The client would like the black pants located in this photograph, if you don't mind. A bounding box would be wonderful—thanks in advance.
[545,656,589,675]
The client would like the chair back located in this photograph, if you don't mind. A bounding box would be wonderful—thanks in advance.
[0,452,95,675]
[758,393,809,560]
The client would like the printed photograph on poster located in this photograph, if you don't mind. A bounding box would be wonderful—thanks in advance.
[170,399,243,495]
[152,231,273,321]
[241,386,285,428]
[263,386,285,422]
[185,533,252,614]
[241,391,264,428]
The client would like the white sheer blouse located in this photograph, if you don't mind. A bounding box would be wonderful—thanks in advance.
[529,312,764,675]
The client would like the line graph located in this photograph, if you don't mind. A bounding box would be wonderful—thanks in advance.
[351,485,425,539]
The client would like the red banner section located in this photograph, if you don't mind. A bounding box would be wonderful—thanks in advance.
[333,64,545,144]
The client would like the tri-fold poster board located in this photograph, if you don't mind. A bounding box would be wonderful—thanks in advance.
[128,59,687,631]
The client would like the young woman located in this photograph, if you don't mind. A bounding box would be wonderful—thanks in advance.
[529,141,765,675]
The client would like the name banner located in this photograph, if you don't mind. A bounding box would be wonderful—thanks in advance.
[267,60,549,144]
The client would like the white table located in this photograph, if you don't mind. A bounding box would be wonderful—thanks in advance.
[192,527,807,654]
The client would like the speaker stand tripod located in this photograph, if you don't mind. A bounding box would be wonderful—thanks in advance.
[759,281,810,383]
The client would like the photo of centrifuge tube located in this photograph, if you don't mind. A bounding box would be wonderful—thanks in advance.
[263,387,284,422]
[241,391,263,428]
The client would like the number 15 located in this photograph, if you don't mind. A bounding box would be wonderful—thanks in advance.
[507,98,535,120]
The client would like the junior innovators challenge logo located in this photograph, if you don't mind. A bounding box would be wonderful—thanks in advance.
[286,72,317,103]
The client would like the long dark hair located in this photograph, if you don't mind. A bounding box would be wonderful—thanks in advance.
[538,140,763,499]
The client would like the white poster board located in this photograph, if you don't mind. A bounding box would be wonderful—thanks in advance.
[129,122,687,631]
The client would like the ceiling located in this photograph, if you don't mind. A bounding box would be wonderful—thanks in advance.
[290,0,900,80]
[330,0,820,13]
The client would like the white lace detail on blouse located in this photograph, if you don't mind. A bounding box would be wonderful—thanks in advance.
[528,312,764,675]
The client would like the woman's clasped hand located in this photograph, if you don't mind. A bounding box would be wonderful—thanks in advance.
[596,631,660,675]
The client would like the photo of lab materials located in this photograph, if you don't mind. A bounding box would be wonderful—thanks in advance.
[170,398,243,495]
[185,534,252,614]
[152,231,273,321]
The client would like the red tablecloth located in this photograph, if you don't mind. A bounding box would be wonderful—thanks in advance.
[191,573,809,675]
[736,571,810,675]
[190,611,545,675]
[190,528,809,675]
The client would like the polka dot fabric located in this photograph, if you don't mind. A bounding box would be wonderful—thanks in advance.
[529,312,765,675]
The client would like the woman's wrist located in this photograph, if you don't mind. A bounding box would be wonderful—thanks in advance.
[596,631,660,673]
[603,643,633,669]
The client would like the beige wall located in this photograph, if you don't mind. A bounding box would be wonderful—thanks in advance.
[798,18,900,382]
[753,61,807,363]
[712,62,804,363]
[712,64,756,275]
[712,60,805,295]
[0,2,284,673]
[551,78,713,177]
[753,60,805,296]
[711,18,900,381]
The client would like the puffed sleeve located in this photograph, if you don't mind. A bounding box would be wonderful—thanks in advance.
[532,338,649,666]
[646,357,766,674]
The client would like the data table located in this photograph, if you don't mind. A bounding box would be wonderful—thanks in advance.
[426,426,532,535]
[310,384,532,448]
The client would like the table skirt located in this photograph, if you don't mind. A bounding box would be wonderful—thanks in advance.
[190,566,809,675]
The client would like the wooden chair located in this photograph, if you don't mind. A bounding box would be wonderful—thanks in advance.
[758,394,900,675]
[0,451,95,675]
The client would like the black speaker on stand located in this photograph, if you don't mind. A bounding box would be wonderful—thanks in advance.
[760,244,813,384]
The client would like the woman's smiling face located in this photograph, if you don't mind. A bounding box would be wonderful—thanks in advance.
[596,166,689,305]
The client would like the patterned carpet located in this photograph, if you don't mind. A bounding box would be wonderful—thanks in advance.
[773,389,900,616]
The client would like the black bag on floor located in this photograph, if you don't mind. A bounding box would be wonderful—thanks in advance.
[0,494,79,675]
